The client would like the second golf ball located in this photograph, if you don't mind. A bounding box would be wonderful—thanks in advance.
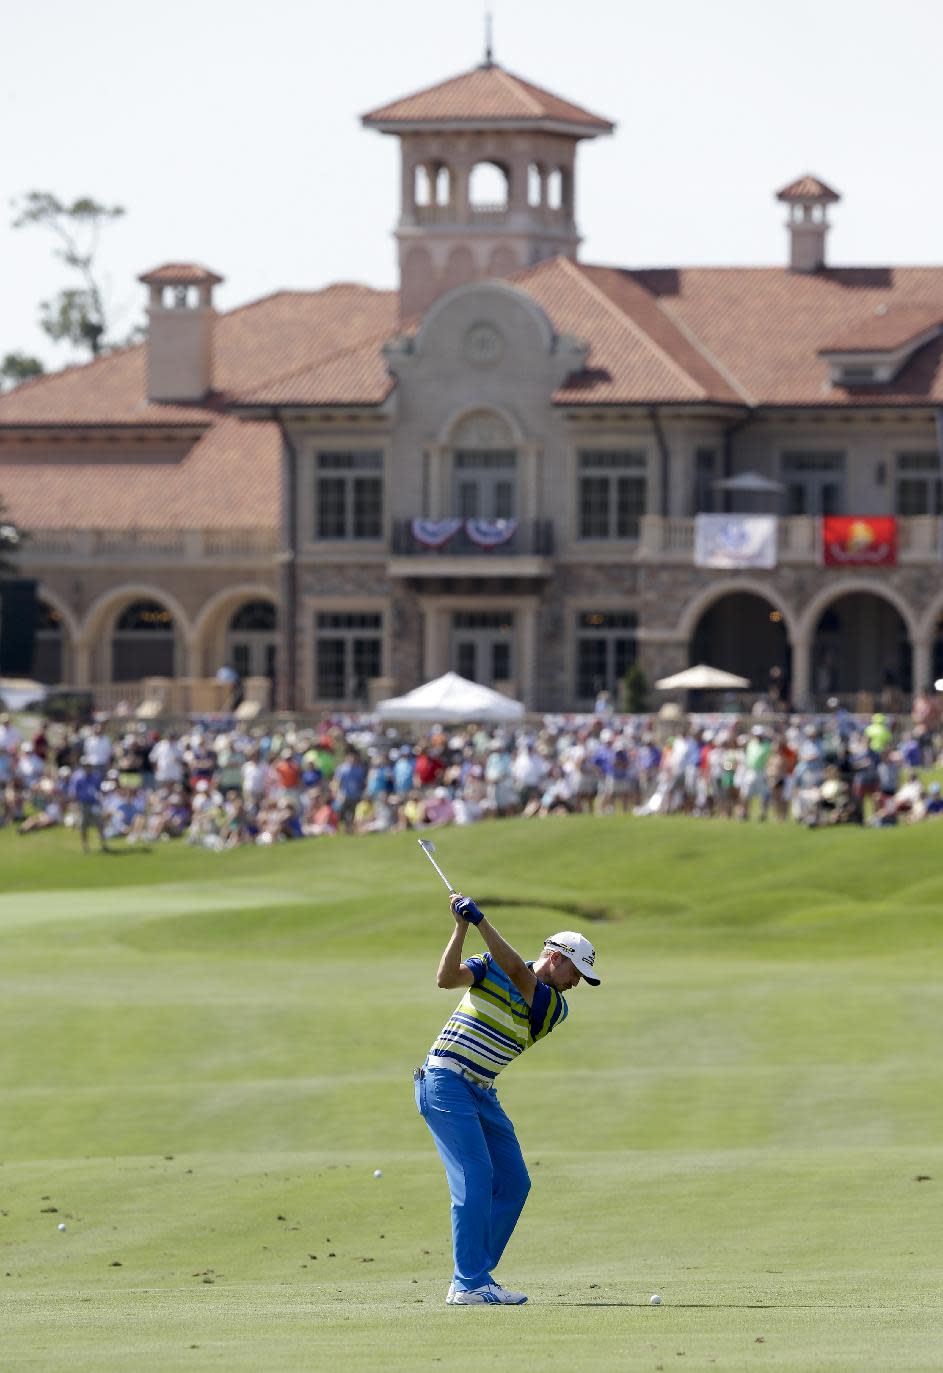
[650,1293,662,1305]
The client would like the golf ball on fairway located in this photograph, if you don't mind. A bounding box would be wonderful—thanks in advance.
[373,1169,383,1178]
[57,1223,66,1232]
[649,1294,661,1305]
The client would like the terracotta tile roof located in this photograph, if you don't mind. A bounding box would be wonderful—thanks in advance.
[139,262,224,286]
[0,283,396,530]
[362,63,613,133]
[0,415,281,530]
[511,258,745,405]
[818,303,943,353]
[776,175,841,203]
[239,334,396,407]
[6,254,943,540]
[0,283,397,426]
[631,264,943,405]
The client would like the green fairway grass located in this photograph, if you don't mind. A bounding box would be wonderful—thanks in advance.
[1,817,941,1371]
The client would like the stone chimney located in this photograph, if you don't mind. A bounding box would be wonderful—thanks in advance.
[138,263,223,402]
[776,176,841,273]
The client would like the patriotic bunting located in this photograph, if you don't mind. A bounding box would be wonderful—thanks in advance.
[410,518,463,549]
[464,518,518,548]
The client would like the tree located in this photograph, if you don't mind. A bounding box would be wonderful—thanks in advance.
[0,352,45,393]
[621,661,649,714]
[11,191,126,357]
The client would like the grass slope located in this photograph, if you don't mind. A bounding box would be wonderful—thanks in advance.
[1,818,941,1371]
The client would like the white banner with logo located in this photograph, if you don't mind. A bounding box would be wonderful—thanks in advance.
[694,514,777,569]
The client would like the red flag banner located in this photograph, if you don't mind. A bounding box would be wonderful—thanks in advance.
[822,516,897,567]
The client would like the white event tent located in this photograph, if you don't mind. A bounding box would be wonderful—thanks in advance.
[376,671,525,723]
[655,665,751,691]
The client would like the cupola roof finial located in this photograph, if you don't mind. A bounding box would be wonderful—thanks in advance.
[481,10,495,68]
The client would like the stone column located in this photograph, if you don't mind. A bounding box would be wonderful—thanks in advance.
[518,600,538,709]
[74,643,91,688]
[790,636,812,709]
[421,600,449,680]
[912,636,932,693]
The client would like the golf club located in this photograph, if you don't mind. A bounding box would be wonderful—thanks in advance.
[417,838,456,894]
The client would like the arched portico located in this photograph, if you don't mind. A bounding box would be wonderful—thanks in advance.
[683,584,794,703]
[677,578,798,645]
[190,584,279,681]
[78,584,193,685]
[796,580,918,707]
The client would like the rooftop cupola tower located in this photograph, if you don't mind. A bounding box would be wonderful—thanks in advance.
[776,175,841,274]
[362,55,614,317]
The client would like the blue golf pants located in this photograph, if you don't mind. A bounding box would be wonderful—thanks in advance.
[415,1064,531,1292]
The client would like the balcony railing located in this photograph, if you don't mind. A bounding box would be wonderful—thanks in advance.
[391,518,554,558]
[20,528,280,563]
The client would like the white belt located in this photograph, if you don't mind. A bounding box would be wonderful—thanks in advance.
[425,1055,495,1091]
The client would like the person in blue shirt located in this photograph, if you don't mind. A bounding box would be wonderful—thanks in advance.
[333,749,366,832]
[67,765,111,853]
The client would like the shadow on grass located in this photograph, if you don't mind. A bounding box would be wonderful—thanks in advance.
[559,1302,780,1309]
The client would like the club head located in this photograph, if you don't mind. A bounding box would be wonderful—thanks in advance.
[418,839,436,854]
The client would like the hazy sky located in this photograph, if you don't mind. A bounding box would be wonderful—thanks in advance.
[3,0,940,370]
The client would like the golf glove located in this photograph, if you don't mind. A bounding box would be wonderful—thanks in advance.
[454,896,484,925]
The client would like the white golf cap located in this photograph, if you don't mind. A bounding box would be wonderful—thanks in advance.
[544,931,601,986]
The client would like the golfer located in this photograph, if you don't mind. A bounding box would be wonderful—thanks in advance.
[415,891,601,1305]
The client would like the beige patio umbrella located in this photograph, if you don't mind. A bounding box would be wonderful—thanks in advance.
[655,664,751,691]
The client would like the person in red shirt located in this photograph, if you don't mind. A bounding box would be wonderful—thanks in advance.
[415,746,445,788]
[274,748,301,793]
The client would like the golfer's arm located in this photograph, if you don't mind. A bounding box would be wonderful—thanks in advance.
[476,917,537,1005]
[436,922,474,989]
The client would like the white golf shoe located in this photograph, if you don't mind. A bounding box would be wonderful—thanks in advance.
[450,1281,527,1305]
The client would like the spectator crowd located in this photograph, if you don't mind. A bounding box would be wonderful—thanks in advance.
[1,690,943,852]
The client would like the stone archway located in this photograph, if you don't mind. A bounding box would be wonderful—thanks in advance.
[80,584,192,684]
[689,590,792,702]
[809,591,912,705]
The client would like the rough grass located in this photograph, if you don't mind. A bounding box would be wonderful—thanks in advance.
[1,817,941,1371]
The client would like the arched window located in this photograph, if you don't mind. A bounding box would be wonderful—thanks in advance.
[468,161,509,212]
[449,410,518,521]
[414,163,433,207]
[227,600,278,682]
[434,164,451,207]
[229,601,276,632]
[546,168,564,210]
[112,599,175,682]
[527,162,544,207]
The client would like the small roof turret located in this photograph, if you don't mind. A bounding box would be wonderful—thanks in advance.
[362,62,614,137]
[776,175,841,205]
[139,263,224,287]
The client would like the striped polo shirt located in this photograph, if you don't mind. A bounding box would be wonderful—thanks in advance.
[427,953,568,1087]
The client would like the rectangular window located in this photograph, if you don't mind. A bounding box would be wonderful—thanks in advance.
[578,451,646,539]
[575,611,637,703]
[695,448,717,513]
[315,452,383,539]
[781,452,845,517]
[895,453,942,516]
[315,611,382,701]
